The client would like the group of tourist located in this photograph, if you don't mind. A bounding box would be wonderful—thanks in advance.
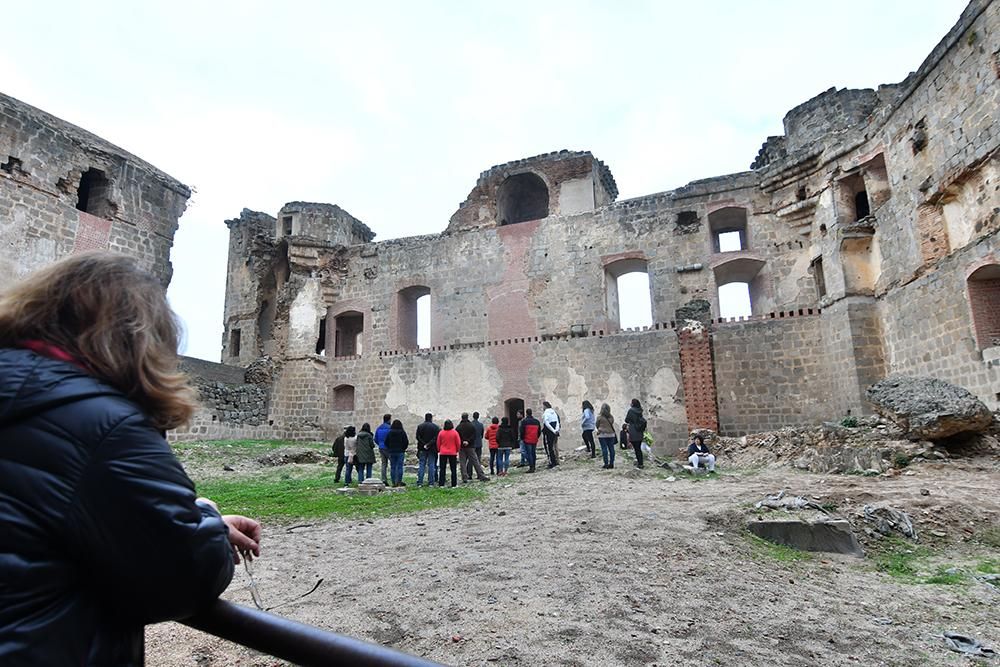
[328,395,716,487]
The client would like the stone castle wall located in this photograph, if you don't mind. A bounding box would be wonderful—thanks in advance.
[200,0,998,445]
[0,93,190,287]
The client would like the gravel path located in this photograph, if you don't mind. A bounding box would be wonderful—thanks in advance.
[147,455,1000,666]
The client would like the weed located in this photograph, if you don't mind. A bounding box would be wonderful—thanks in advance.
[873,537,928,579]
[923,567,965,585]
[840,416,859,428]
[746,533,812,563]
[892,452,910,468]
[975,560,999,575]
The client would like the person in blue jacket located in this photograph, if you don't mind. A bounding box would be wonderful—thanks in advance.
[375,413,392,484]
[0,252,261,666]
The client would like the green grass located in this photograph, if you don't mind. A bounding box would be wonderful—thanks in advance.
[975,560,999,575]
[871,538,981,586]
[747,534,812,562]
[975,527,1000,549]
[197,470,487,521]
[923,567,966,585]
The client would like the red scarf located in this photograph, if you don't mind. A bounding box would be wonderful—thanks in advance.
[18,339,91,372]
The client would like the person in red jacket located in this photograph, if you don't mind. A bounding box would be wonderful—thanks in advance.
[436,420,462,487]
[485,416,500,475]
[519,408,542,473]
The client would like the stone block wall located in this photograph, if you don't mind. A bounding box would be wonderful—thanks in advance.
[0,93,190,287]
[713,313,834,435]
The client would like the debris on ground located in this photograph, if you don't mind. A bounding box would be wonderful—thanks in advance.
[941,631,996,658]
[754,489,829,513]
[863,505,917,539]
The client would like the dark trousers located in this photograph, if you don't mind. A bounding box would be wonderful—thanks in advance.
[582,429,596,456]
[631,440,644,467]
[334,455,346,481]
[543,431,559,467]
[380,450,390,483]
[438,454,458,487]
[489,448,498,474]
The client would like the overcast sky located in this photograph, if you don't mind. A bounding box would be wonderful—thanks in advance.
[2,1,967,360]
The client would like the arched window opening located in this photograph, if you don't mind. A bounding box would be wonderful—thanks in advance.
[416,294,431,348]
[497,173,549,225]
[968,264,1000,350]
[334,311,364,357]
[712,255,766,318]
[397,286,431,349]
[333,384,356,411]
[605,258,652,329]
[718,282,752,319]
[315,317,327,355]
[708,207,748,253]
[76,167,114,218]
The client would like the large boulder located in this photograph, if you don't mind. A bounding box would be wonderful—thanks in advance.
[865,375,994,440]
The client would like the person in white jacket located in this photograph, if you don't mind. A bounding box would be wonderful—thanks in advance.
[541,401,561,469]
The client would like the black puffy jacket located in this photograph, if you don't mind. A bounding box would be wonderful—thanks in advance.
[0,348,235,666]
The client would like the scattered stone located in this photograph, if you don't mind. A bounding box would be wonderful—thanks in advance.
[863,505,917,539]
[255,448,326,467]
[222,464,235,472]
[920,488,930,496]
[335,487,357,495]
[866,375,994,440]
[666,476,676,482]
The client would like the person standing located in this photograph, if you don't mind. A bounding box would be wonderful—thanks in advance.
[519,408,541,473]
[343,426,359,485]
[542,401,561,469]
[514,408,528,467]
[0,252,260,665]
[581,400,597,459]
[485,417,500,475]
[415,413,440,487]
[331,427,347,484]
[596,403,617,469]
[375,414,392,484]
[436,420,461,487]
[384,419,409,487]
[625,398,647,469]
[469,411,486,477]
[496,417,517,476]
[355,423,377,481]
[457,413,490,482]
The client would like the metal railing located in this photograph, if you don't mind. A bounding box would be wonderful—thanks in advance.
[183,600,445,667]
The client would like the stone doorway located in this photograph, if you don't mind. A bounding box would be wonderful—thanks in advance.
[504,397,524,427]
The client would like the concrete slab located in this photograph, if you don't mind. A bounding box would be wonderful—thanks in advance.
[747,519,864,556]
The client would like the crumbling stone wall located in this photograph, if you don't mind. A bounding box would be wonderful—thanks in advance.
[0,93,190,287]
[215,0,999,444]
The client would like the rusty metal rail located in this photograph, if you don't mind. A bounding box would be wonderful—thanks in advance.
[183,600,445,667]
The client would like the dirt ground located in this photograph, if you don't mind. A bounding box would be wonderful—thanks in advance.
[147,451,1000,666]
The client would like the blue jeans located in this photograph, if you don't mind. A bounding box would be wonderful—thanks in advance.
[357,462,373,480]
[344,461,359,484]
[497,448,511,473]
[417,449,437,485]
[519,440,527,464]
[599,437,616,467]
[523,444,537,468]
[389,452,405,485]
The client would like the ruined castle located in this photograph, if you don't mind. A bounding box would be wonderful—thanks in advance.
[1,1,997,450]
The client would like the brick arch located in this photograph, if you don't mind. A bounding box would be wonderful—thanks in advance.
[967,263,1000,349]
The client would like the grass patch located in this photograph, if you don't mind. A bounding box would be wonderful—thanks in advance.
[923,567,965,585]
[747,534,812,562]
[873,538,928,579]
[976,559,999,575]
[197,470,487,521]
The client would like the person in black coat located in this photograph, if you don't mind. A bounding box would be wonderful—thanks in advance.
[384,419,410,487]
[625,398,648,468]
[0,252,260,667]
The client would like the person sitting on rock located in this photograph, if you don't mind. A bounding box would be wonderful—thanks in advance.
[687,435,716,472]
